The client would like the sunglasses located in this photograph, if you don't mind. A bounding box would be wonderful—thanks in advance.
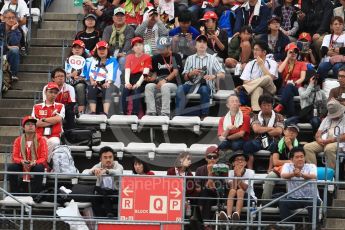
[206,154,218,160]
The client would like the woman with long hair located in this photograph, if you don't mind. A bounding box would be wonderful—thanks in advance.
[75,14,101,51]
[132,157,154,175]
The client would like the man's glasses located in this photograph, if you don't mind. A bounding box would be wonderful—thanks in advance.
[338,74,345,78]
[206,154,218,160]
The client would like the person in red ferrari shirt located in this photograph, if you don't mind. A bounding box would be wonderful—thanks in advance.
[8,116,48,194]
[32,82,65,162]
[218,94,250,152]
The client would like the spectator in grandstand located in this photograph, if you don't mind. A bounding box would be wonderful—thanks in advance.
[225,26,253,70]
[64,40,88,114]
[199,11,228,61]
[329,66,345,106]
[304,99,345,169]
[75,14,101,51]
[233,0,271,40]
[188,0,219,27]
[0,9,21,81]
[273,0,299,40]
[317,17,345,81]
[263,16,290,62]
[219,151,256,222]
[0,0,28,27]
[261,124,299,203]
[102,7,135,72]
[42,68,76,130]
[334,0,345,21]
[169,10,199,59]
[145,36,182,117]
[273,43,307,117]
[167,152,197,199]
[236,40,278,112]
[195,146,225,229]
[175,34,225,118]
[121,0,152,27]
[134,8,169,55]
[243,94,284,169]
[85,41,121,116]
[83,0,115,31]
[32,82,65,162]
[83,146,123,217]
[296,32,317,66]
[279,147,321,222]
[297,0,333,61]
[132,157,154,175]
[122,37,151,116]
[218,95,250,152]
[285,72,326,134]
[8,116,47,194]
[173,0,188,20]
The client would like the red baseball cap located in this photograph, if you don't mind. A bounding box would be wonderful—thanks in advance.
[22,116,37,127]
[200,11,218,21]
[96,40,109,49]
[72,40,85,49]
[285,42,299,52]
[205,146,219,157]
[131,37,144,47]
[298,32,312,42]
[46,82,59,91]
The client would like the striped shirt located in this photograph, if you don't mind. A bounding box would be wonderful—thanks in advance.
[143,28,157,55]
[182,53,224,92]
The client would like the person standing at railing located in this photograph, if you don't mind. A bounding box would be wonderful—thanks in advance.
[8,116,48,195]
[0,9,22,81]
[83,146,123,218]
[279,147,321,223]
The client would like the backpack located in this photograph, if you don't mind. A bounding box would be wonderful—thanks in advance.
[51,145,79,174]
[218,10,236,38]
[62,128,101,147]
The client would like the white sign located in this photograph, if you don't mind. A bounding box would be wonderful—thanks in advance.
[68,55,86,70]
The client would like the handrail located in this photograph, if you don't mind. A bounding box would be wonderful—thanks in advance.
[0,39,4,99]
[26,0,33,49]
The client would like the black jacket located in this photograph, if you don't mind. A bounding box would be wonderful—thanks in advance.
[299,0,334,35]
[263,31,290,62]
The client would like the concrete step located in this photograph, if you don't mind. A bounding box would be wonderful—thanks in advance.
[18,72,49,82]
[43,13,84,21]
[0,136,17,145]
[326,218,345,228]
[28,47,63,56]
[0,117,23,126]
[0,144,12,154]
[12,81,46,91]
[37,29,76,39]
[327,207,345,218]
[0,126,20,137]
[333,199,345,207]
[336,189,345,200]
[0,108,33,117]
[41,21,79,30]
[22,55,63,65]
[30,38,74,47]
[3,90,38,99]
[0,99,34,108]
[20,64,61,72]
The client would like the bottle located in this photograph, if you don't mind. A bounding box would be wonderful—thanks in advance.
[42,168,47,186]
[250,202,257,220]
[186,200,192,217]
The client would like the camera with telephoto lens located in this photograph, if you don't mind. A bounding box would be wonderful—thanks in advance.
[212,164,229,176]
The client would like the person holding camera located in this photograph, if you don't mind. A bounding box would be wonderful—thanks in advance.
[86,41,121,116]
[122,37,152,116]
[134,8,169,55]
[219,151,256,222]
[82,0,115,31]
[175,34,225,118]
[8,116,48,195]
[274,43,307,117]
[285,71,327,134]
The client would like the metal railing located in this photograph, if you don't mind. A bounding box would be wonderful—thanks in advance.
[0,40,4,99]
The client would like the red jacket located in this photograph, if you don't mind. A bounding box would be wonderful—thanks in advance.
[12,135,48,167]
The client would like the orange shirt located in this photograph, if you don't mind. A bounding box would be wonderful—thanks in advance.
[125,53,152,74]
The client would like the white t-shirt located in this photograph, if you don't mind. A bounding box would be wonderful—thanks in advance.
[228,169,257,201]
[321,33,345,61]
[240,57,278,81]
[1,0,29,18]
[281,163,317,199]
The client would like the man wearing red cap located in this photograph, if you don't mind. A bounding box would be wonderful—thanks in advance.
[8,116,48,194]
[32,82,65,162]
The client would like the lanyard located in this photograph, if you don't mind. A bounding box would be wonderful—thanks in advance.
[161,54,172,73]
[8,3,18,13]
[330,33,341,48]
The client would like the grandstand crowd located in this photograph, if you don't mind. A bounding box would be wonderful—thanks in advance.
[2,0,345,228]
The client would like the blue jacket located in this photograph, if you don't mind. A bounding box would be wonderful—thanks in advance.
[233,2,271,35]
[262,31,290,62]
[0,22,21,53]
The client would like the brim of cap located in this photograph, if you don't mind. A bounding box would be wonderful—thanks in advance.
[229,153,249,162]
[328,109,345,119]
[23,119,37,125]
